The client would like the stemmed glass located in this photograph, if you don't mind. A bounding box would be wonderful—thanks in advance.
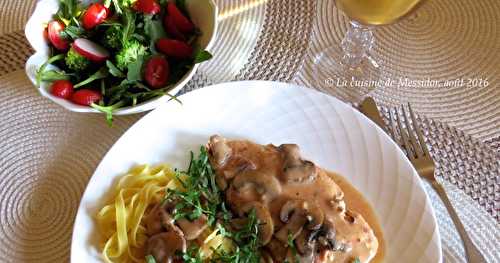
[313,0,423,104]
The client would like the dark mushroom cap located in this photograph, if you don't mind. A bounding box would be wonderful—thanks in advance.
[279,144,318,184]
[145,203,175,236]
[275,199,324,243]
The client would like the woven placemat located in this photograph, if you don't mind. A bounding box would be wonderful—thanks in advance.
[0,0,498,262]
[294,0,500,141]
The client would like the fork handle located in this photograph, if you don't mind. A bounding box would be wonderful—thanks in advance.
[431,181,488,263]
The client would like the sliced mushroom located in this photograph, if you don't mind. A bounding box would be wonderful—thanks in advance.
[279,144,318,184]
[145,228,186,263]
[208,135,232,168]
[145,203,175,236]
[208,135,257,189]
[231,171,282,202]
[176,214,208,240]
[275,199,324,243]
[295,229,320,255]
[315,221,336,250]
[240,202,274,245]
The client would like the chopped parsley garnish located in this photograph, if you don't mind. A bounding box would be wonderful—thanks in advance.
[285,233,300,263]
[166,146,263,262]
[145,254,156,263]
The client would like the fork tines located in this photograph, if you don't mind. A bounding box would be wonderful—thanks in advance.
[388,103,430,160]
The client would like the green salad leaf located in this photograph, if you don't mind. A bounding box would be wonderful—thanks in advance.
[106,60,125,77]
[91,100,125,126]
[60,25,85,40]
[126,55,145,81]
[121,9,136,46]
[144,15,167,53]
[193,49,213,64]
[36,54,66,86]
[74,67,109,88]
[56,0,79,23]
[39,70,72,82]
[165,147,262,263]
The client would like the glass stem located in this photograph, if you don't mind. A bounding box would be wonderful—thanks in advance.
[341,21,375,69]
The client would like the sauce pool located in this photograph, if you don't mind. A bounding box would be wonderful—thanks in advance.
[328,172,386,263]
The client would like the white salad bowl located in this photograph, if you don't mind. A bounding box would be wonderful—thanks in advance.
[25,0,218,115]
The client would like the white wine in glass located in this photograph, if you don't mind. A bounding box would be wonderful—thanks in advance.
[313,0,424,104]
[336,0,422,25]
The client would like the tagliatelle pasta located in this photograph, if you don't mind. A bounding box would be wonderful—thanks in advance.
[96,164,233,263]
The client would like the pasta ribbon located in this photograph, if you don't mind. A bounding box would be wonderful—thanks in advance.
[96,164,175,263]
[96,164,233,262]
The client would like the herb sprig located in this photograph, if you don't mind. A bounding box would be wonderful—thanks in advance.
[165,146,263,262]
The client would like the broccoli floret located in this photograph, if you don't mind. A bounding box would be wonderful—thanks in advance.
[115,40,148,70]
[103,25,123,49]
[65,47,90,71]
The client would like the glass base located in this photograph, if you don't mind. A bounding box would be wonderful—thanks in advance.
[313,45,382,105]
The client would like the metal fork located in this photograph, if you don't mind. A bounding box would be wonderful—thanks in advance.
[386,103,487,263]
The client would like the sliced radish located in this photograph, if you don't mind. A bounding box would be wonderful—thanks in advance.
[73,38,109,62]
[47,20,69,51]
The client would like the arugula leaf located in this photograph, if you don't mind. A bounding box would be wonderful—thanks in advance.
[166,147,261,263]
[60,25,85,40]
[39,70,71,82]
[145,254,156,263]
[74,67,109,88]
[193,49,213,64]
[56,0,79,23]
[106,60,125,77]
[144,15,167,53]
[91,100,125,126]
[352,258,361,263]
[121,9,136,46]
[126,55,145,81]
[286,233,300,263]
[36,54,66,86]
[100,79,106,95]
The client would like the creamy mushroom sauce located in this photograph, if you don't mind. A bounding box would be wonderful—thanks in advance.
[208,135,384,263]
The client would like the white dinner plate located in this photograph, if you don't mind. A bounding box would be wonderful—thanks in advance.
[71,81,442,262]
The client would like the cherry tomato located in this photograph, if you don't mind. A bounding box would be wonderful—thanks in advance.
[71,89,102,106]
[167,2,194,33]
[47,20,69,51]
[82,3,109,30]
[133,0,161,14]
[156,38,193,59]
[163,15,186,41]
[50,80,74,99]
[144,56,170,88]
